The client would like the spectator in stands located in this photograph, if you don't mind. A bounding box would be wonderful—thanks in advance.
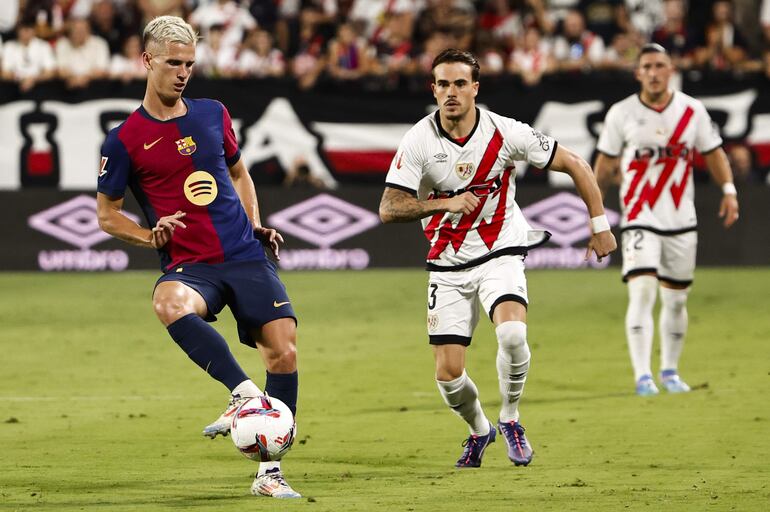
[237,29,285,78]
[109,34,146,82]
[602,30,640,70]
[693,0,748,71]
[194,23,237,78]
[137,0,185,26]
[415,30,453,74]
[578,0,630,44]
[372,11,416,76]
[476,31,506,76]
[508,25,555,85]
[189,0,257,54]
[90,0,131,55]
[763,0,770,45]
[1,19,56,92]
[624,0,664,39]
[326,22,376,80]
[0,0,20,42]
[552,9,605,71]
[349,0,418,42]
[290,8,328,90]
[56,17,110,89]
[727,143,767,184]
[652,0,694,69]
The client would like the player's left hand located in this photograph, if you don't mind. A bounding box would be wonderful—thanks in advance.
[254,226,284,260]
[585,230,617,262]
[719,194,739,228]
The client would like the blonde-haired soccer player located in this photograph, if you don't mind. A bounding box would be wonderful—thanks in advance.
[97,16,301,498]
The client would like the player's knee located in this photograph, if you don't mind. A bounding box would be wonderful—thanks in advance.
[264,344,297,373]
[628,275,657,306]
[495,321,528,352]
[153,296,193,326]
[660,286,689,312]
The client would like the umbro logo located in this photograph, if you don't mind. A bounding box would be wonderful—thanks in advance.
[434,152,448,163]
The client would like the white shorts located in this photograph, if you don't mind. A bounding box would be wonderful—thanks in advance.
[426,255,528,346]
[621,229,697,285]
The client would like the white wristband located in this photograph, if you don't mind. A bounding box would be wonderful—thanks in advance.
[590,214,611,234]
[722,182,737,196]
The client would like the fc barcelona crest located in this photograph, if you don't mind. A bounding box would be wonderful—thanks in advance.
[455,162,475,180]
[175,136,197,156]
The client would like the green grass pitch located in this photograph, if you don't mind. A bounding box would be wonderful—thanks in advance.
[1,268,768,511]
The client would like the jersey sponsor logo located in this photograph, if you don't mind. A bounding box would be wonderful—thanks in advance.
[98,156,108,178]
[183,170,218,206]
[530,129,550,151]
[143,136,163,150]
[626,106,695,220]
[175,136,197,156]
[455,162,475,180]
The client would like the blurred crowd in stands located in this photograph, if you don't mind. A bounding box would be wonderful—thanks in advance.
[0,0,769,92]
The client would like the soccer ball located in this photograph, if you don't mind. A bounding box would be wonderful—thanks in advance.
[230,396,296,462]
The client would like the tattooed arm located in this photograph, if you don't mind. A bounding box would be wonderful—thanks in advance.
[378,187,480,223]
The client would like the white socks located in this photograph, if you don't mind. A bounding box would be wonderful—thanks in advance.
[436,370,490,436]
[625,276,658,380]
[232,379,262,398]
[659,286,689,372]
[495,321,530,423]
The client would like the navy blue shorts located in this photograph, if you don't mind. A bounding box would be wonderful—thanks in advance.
[155,259,296,348]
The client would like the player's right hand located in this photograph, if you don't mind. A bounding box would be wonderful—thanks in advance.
[444,191,480,215]
[150,211,187,248]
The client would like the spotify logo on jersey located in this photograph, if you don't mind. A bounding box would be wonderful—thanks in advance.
[184,171,218,206]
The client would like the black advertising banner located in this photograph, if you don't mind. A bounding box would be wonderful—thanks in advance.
[1,72,769,191]
[1,186,767,272]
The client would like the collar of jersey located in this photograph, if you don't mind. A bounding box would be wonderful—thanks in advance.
[138,98,191,123]
[434,107,480,147]
[636,91,675,114]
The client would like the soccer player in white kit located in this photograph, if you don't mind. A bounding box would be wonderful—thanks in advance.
[379,49,617,468]
[594,44,739,396]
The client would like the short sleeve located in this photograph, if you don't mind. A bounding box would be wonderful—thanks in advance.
[97,129,132,198]
[693,102,722,154]
[221,104,241,166]
[384,130,424,195]
[596,104,624,157]
[502,117,557,170]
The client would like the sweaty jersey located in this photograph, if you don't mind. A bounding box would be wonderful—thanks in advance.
[385,107,556,271]
[97,98,266,271]
[597,91,722,233]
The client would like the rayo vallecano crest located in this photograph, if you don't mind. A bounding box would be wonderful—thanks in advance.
[175,136,197,156]
[455,162,475,179]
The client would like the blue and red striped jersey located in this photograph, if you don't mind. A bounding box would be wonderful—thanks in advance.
[98,98,265,271]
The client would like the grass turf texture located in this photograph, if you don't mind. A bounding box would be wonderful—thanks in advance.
[1,268,768,511]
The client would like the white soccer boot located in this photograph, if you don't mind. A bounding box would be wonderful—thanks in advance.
[202,394,250,439]
[251,469,301,498]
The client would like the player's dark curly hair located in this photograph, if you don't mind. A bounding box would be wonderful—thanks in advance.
[431,49,480,83]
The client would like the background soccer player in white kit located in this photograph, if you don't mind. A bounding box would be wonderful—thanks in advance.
[379,49,616,468]
[594,43,739,396]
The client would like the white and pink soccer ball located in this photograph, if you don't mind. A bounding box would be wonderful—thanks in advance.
[230,396,296,462]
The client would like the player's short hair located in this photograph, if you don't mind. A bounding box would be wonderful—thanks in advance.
[143,16,198,50]
[638,43,669,60]
[431,49,480,82]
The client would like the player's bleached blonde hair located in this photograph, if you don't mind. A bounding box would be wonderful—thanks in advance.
[143,16,198,50]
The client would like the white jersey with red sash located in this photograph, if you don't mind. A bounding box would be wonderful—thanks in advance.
[385,107,556,270]
[597,91,722,233]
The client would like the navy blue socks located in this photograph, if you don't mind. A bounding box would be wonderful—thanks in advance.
[265,371,298,416]
[167,313,249,392]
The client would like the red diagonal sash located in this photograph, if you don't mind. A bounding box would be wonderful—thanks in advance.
[425,129,504,260]
[627,106,694,221]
